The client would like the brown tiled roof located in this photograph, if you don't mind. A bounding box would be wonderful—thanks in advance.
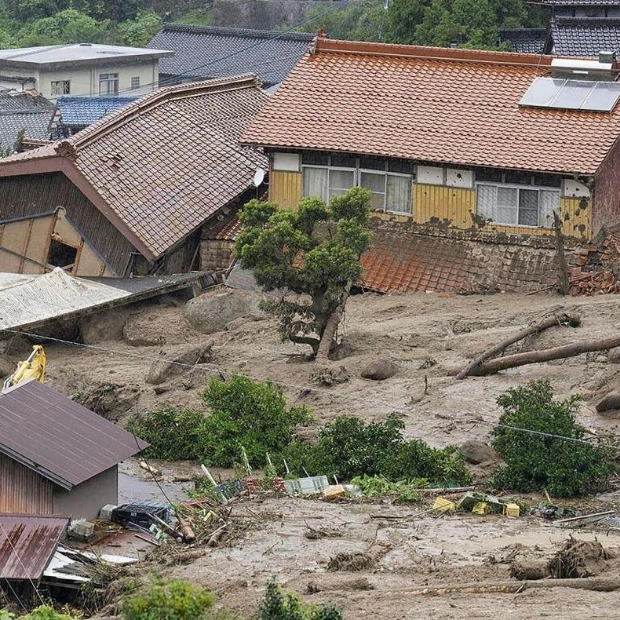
[0,515,68,581]
[243,38,620,175]
[0,76,269,260]
[360,227,557,293]
[0,380,148,489]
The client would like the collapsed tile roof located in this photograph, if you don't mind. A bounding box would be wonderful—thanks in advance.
[148,24,314,87]
[243,37,620,176]
[0,89,53,153]
[0,515,69,581]
[0,75,269,260]
[56,95,139,128]
[551,17,620,56]
[499,28,548,54]
[0,380,148,489]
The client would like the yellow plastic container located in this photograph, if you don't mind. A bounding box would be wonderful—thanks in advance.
[433,497,456,513]
[503,503,520,517]
[472,501,489,515]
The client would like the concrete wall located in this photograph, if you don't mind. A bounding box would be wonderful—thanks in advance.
[53,465,118,521]
[0,60,161,99]
[212,0,325,30]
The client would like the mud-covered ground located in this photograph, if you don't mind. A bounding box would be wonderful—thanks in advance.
[11,287,620,618]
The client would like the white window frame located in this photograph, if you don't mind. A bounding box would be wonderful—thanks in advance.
[99,73,119,95]
[51,80,70,96]
[130,76,140,90]
[476,182,560,228]
[301,158,412,214]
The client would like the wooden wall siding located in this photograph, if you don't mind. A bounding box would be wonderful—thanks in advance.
[0,173,135,275]
[413,184,591,240]
[0,216,54,274]
[413,184,474,227]
[269,170,302,209]
[0,452,53,514]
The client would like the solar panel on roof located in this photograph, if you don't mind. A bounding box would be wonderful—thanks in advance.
[520,76,620,112]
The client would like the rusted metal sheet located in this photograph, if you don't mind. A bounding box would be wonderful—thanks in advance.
[0,453,53,514]
[0,380,148,490]
[0,514,68,580]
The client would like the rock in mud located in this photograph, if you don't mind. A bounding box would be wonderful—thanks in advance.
[74,382,140,421]
[122,319,166,347]
[80,309,128,344]
[361,359,397,381]
[596,390,620,414]
[510,561,549,581]
[184,289,264,334]
[327,552,374,572]
[460,440,499,465]
[607,347,620,364]
[146,342,213,385]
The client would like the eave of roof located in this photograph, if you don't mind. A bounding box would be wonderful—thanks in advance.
[242,37,620,175]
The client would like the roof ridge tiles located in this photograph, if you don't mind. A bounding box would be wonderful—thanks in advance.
[162,22,315,41]
[64,73,260,151]
[314,37,555,67]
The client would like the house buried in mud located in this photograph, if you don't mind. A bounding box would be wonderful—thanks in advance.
[242,36,620,293]
[0,379,148,520]
[0,75,268,277]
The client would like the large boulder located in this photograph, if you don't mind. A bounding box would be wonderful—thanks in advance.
[184,289,264,334]
[460,440,499,465]
[0,355,15,379]
[361,359,397,381]
[146,342,213,385]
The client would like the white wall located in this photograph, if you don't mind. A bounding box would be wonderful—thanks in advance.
[21,60,160,99]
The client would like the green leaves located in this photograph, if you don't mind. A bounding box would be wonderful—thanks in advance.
[492,380,617,497]
[234,188,373,355]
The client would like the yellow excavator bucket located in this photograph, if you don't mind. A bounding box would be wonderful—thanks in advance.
[3,345,46,391]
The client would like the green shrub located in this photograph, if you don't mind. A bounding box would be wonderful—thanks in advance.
[256,581,342,620]
[122,580,216,620]
[127,406,209,461]
[492,380,617,497]
[282,414,472,486]
[127,376,312,467]
[200,374,312,467]
[0,607,79,620]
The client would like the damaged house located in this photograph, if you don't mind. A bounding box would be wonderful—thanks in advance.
[242,37,620,292]
[0,379,147,520]
[0,75,268,277]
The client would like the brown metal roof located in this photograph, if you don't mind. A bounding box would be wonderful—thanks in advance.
[0,514,68,581]
[0,380,148,489]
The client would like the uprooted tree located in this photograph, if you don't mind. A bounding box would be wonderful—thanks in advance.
[234,187,372,358]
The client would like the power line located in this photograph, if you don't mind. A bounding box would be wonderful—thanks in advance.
[496,424,620,452]
[112,3,346,97]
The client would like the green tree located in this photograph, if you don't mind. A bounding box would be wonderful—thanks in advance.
[16,9,109,46]
[386,0,425,45]
[492,380,617,497]
[235,187,372,358]
[118,10,162,47]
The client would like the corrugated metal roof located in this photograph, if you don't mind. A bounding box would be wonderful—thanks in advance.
[0,267,130,330]
[56,95,138,128]
[0,380,148,489]
[0,514,68,581]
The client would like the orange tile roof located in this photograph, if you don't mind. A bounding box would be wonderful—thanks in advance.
[0,75,268,260]
[243,38,620,175]
[360,226,557,293]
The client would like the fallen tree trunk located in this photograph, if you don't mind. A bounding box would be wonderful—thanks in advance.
[403,576,620,596]
[470,333,620,376]
[456,312,581,379]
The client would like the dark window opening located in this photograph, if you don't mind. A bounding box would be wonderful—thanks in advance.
[47,239,77,270]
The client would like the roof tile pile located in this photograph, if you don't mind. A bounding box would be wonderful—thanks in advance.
[148,24,313,86]
[243,38,620,175]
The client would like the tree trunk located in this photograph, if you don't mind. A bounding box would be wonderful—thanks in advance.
[456,312,581,379]
[553,210,570,296]
[470,333,620,376]
[401,576,620,596]
[316,283,352,360]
